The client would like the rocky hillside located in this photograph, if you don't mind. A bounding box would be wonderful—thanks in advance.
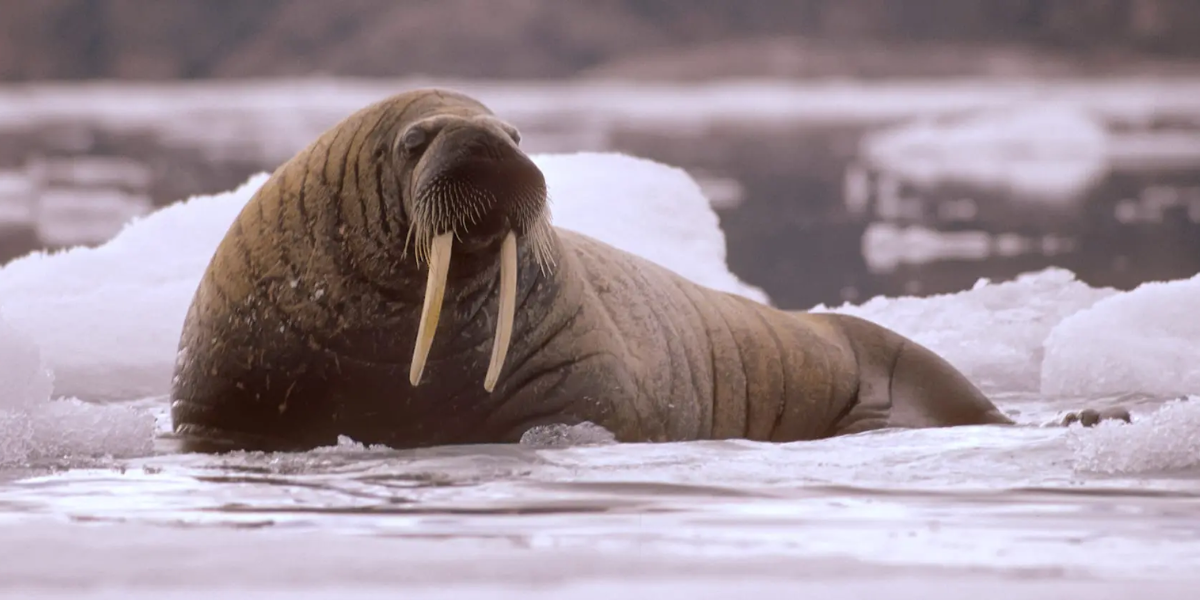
[2,0,1199,81]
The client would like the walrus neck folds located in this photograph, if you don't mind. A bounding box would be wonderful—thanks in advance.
[395,117,555,394]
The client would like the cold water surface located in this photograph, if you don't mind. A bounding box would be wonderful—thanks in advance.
[1,392,1197,597]
[1,80,1198,597]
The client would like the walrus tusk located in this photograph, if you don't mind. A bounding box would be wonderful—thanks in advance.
[409,232,454,386]
[484,231,518,392]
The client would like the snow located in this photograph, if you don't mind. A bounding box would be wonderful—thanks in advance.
[863,103,1109,206]
[0,150,1197,471]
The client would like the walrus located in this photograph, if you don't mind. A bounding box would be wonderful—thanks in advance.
[169,88,1128,453]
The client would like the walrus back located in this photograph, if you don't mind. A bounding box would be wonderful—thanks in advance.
[556,229,861,442]
[556,229,1011,443]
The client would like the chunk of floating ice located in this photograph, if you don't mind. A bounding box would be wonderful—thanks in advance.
[1042,273,1200,398]
[0,309,153,467]
[0,309,51,463]
[814,268,1116,393]
[520,422,618,448]
[539,152,770,304]
[863,103,1109,206]
[1068,397,1200,473]
[0,174,270,401]
[0,309,52,412]
[22,397,156,463]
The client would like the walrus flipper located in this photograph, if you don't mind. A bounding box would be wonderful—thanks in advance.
[822,314,1014,434]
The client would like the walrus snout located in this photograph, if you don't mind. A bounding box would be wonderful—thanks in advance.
[410,124,548,246]
[402,118,555,395]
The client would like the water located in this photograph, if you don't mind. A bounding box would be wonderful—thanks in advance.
[1,78,1199,595]
[1,392,1198,596]
[3,78,1200,307]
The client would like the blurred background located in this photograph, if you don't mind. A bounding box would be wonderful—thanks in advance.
[2,0,1199,309]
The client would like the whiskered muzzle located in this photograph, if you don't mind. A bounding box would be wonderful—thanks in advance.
[404,165,555,392]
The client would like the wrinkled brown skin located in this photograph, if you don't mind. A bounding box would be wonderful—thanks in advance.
[170,88,1114,454]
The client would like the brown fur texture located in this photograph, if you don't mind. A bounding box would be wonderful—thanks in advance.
[171,88,1115,454]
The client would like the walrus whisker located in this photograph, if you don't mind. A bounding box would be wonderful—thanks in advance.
[527,216,556,275]
[402,223,416,260]
[409,231,453,386]
[484,230,518,392]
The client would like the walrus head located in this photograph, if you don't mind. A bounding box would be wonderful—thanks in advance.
[388,90,554,393]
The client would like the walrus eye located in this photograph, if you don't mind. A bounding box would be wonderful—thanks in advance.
[507,128,521,145]
[401,127,428,153]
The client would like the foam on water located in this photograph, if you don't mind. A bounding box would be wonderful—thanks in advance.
[519,422,619,448]
[1069,396,1200,473]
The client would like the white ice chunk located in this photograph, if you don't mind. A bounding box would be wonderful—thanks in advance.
[0,174,268,401]
[0,309,153,466]
[814,268,1117,393]
[1042,273,1200,398]
[864,103,1109,207]
[538,152,769,304]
